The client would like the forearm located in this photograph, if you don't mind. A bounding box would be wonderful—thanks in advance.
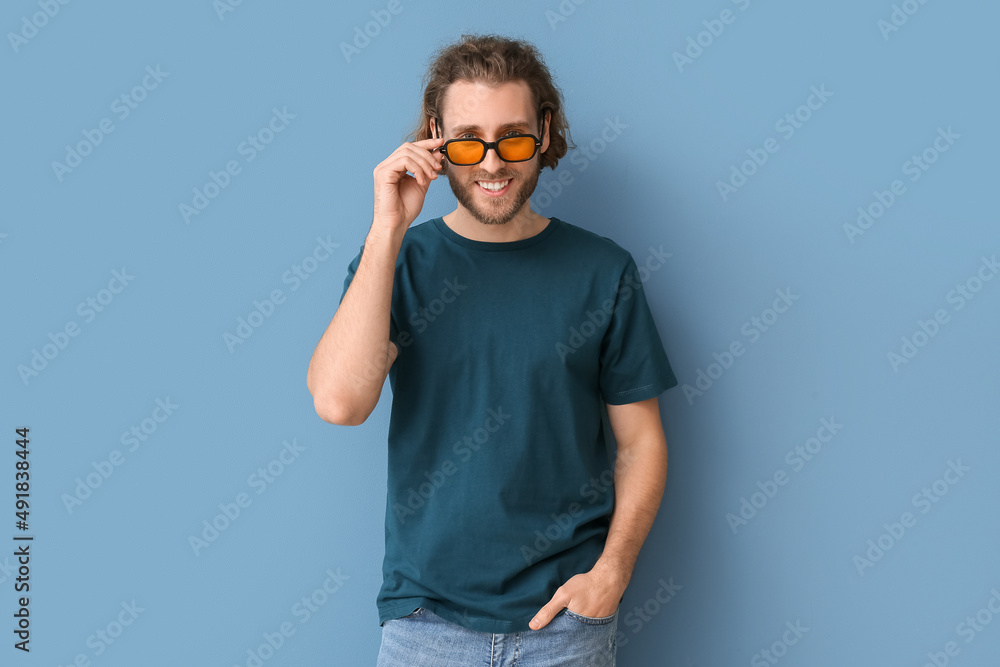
[307,224,404,424]
[594,434,668,584]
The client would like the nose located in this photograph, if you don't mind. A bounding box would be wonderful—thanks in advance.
[480,141,505,174]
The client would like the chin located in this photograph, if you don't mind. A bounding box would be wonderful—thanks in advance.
[447,168,539,226]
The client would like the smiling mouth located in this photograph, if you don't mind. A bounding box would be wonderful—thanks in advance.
[476,179,512,194]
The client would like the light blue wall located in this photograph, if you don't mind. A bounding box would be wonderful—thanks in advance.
[4,1,999,665]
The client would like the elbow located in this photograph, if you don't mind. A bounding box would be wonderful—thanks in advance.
[312,392,369,426]
[306,361,376,426]
[307,363,354,425]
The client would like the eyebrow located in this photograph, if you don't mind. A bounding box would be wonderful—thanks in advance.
[450,120,532,135]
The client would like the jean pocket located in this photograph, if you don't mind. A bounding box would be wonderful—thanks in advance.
[562,607,618,625]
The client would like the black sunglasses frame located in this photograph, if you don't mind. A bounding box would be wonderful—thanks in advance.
[431,109,548,166]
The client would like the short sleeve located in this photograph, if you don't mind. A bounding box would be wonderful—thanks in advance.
[339,243,401,350]
[599,255,678,405]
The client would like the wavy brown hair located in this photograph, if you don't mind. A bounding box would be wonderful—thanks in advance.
[406,33,574,171]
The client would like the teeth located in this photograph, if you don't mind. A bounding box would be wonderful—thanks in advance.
[478,180,510,191]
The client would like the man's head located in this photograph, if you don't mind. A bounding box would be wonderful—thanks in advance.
[411,34,572,226]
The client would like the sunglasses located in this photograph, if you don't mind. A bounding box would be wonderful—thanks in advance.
[431,110,547,166]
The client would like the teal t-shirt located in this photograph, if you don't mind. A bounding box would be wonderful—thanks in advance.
[338,215,678,633]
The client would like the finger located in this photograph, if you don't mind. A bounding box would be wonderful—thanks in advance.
[408,142,444,180]
[528,594,567,631]
[383,152,433,187]
[394,145,438,184]
[399,138,444,170]
[412,136,446,149]
[408,139,446,172]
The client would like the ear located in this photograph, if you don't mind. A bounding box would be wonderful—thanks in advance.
[540,109,552,153]
[428,116,439,140]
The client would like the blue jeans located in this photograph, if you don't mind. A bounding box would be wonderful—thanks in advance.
[376,606,618,666]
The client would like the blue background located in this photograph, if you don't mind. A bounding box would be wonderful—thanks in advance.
[3,0,999,665]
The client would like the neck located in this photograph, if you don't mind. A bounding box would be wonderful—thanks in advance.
[442,206,549,243]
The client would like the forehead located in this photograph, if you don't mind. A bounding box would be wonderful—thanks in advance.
[440,79,535,129]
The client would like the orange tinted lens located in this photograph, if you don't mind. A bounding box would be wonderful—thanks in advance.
[498,136,536,161]
[446,140,485,165]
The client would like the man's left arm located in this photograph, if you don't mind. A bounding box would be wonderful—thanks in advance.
[529,396,667,630]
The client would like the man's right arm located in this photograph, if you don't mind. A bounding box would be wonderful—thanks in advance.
[307,133,444,425]
[306,225,404,426]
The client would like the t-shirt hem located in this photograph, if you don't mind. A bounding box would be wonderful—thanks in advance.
[379,598,535,633]
[602,375,679,405]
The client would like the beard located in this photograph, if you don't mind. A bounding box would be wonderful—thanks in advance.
[444,160,541,226]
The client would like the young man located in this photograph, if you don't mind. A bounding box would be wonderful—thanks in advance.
[307,34,678,666]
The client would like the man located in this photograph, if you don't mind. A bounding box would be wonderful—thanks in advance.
[307,33,678,666]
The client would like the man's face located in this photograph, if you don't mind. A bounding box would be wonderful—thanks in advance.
[437,79,548,226]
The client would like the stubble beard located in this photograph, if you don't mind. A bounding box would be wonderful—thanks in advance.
[444,161,541,226]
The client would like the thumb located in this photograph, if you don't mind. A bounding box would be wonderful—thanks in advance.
[529,593,566,631]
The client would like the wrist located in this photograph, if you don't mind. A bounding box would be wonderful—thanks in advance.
[592,554,633,588]
[366,223,406,249]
